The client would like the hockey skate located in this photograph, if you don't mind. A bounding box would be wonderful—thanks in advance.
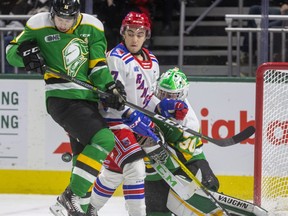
[86,204,98,216]
[50,186,85,216]
[50,201,68,216]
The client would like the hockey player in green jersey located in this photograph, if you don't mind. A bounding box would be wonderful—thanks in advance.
[5,0,158,215]
[144,67,220,216]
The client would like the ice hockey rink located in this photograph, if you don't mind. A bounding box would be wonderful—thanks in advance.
[0,194,128,216]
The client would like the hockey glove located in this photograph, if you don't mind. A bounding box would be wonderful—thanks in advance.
[156,98,188,120]
[102,80,126,111]
[197,159,220,191]
[144,144,169,164]
[122,110,159,142]
[17,40,45,74]
[140,124,168,164]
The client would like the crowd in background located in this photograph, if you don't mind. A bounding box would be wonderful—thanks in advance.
[1,0,288,73]
[0,0,181,50]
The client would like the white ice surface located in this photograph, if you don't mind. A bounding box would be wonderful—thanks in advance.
[0,194,128,216]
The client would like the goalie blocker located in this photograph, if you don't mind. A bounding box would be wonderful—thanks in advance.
[166,176,268,216]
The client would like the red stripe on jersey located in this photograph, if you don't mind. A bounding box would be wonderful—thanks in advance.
[122,53,132,61]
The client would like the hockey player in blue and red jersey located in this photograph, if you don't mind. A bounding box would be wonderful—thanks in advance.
[85,12,188,216]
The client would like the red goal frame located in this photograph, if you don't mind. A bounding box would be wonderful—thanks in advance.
[254,62,288,206]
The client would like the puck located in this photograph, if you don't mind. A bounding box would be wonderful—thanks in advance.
[62,152,72,162]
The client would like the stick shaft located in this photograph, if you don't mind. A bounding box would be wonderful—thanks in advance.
[45,68,254,146]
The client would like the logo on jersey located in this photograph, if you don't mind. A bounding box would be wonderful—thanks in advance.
[44,34,60,42]
[80,34,90,38]
[135,73,153,107]
[116,48,124,55]
[62,38,89,77]
[121,137,131,146]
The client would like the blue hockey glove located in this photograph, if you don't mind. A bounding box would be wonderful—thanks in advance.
[122,110,159,142]
[156,98,188,120]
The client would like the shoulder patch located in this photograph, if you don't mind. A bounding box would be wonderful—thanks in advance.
[111,48,125,57]
[109,44,129,58]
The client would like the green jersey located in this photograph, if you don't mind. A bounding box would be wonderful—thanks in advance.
[6,12,114,102]
[146,101,206,181]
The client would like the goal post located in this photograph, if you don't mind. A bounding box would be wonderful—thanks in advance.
[254,62,288,213]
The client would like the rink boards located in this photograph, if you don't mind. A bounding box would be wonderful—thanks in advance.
[0,77,255,200]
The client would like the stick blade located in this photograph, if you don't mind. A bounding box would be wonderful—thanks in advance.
[210,126,255,147]
[232,126,255,144]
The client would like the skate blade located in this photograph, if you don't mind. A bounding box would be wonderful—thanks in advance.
[49,202,68,216]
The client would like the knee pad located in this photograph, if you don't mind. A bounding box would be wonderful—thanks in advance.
[90,128,115,153]
[122,159,146,184]
[98,167,124,189]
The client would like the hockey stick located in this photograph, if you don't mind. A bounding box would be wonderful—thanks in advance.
[45,67,255,147]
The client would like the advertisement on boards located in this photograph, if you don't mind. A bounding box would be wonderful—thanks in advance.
[188,82,255,175]
[0,80,28,168]
[0,79,256,176]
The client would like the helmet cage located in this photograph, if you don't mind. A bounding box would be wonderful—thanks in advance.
[156,86,189,101]
[156,68,189,101]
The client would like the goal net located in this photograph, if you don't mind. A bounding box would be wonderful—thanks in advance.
[254,62,288,214]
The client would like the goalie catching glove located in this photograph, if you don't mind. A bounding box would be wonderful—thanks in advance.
[17,40,45,74]
[156,98,188,120]
[102,80,126,111]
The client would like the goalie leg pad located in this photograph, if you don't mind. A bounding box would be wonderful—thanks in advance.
[167,189,223,216]
[145,174,198,216]
[166,176,268,216]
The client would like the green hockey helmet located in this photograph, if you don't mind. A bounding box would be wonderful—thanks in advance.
[156,67,189,100]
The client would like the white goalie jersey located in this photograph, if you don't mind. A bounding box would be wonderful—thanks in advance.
[101,43,160,126]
